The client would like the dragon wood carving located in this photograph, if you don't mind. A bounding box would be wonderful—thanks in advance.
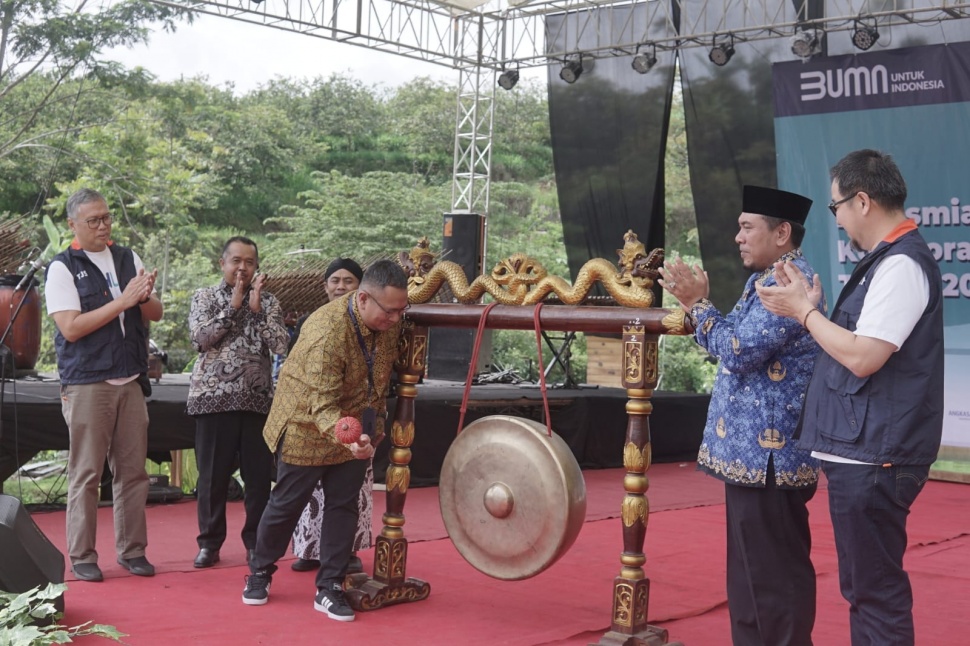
[398,230,663,309]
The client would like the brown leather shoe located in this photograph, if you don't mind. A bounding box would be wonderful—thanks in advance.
[194,548,220,568]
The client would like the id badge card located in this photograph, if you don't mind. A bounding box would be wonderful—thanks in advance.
[362,408,377,436]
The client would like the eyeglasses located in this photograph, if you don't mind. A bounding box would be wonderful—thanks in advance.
[828,193,857,217]
[362,291,410,317]
[79,214,113,229]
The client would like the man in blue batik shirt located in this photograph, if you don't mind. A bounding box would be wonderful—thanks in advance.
[659,186,823,646]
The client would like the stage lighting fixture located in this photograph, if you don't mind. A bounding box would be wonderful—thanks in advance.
[851,21,880,51]
[498,69,520,90]
[631,46,657,74]
[709,41,735,67]
[560,58,584,84]
[791,29,823,59]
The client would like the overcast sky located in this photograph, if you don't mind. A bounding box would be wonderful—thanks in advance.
[108,14,463,93]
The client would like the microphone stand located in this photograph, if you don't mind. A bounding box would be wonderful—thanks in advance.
[0,275,38,488]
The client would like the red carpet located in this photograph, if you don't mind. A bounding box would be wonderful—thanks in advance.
[22,463,970,645]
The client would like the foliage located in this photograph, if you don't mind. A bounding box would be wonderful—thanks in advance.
[138,229,227,372]
[3,48,716,393]
[264,170,449,259]
[0,0,192,216]
[657,77,715,393]
[1,471,67,507]
[478,180,587,383]
[4,454,197,506]
[0,584,124,645]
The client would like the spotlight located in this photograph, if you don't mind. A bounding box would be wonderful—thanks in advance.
[559,57,583,84]
[631,46,657,74]
[498,69,519,90]
[790,29,823,59]
[851,21,880,51]
[709,40,735,67]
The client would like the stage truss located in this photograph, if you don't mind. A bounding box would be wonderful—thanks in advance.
[149,0,970,213]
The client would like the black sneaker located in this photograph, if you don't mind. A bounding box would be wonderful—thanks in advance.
[314,582,355,622]
[291,558,320,572]
[242,571,272,606]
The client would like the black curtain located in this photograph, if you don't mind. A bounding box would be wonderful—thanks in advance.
[677,1,814,312]
[546,6,678,286]
[678,0,970,312]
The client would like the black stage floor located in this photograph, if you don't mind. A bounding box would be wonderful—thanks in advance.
[0,375,708,486]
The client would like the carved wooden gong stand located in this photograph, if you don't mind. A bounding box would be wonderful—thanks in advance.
[345,234,689,646]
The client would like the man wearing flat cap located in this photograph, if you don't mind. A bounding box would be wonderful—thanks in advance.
[659,186,824,645]
[287,258,365,354]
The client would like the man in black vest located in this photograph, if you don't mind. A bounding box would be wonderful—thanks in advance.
[45,188,164,582]
[757,149,944,645]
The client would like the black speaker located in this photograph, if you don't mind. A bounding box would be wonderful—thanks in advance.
[428,214,492,382]
[441,213,484,282]
[0,494,66,612]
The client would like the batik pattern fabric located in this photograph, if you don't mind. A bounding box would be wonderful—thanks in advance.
[692,249,822,489]
[291,462,374,559]
[264,292,400,467]
[187,280,290,416]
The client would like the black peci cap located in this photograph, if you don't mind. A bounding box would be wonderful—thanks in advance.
[742,185,813,225]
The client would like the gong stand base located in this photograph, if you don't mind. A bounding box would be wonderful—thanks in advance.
[343,534,430,611]
[343,572,430,611]
[592,576,681,646]
[592,627,683,646]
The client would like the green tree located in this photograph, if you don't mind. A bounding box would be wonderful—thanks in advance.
[480,181,586,384]
[492,78,553,181]
[264,170,449,259]
[659,74,715,393]
[0,0,190,161]
[385,77,456,180]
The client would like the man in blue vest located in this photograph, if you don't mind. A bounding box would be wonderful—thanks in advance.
[758,149,944,645]
[661,186,823,645]
[45,188,164,582]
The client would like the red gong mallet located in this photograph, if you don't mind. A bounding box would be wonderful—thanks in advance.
[335,416,365,445]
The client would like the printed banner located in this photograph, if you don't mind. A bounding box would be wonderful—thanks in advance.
[773,41,970,448]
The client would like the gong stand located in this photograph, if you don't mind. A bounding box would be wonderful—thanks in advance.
[344,317,432,610]
[347,301,689,646]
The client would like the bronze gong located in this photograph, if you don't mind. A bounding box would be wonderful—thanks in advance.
[438,415,587,580]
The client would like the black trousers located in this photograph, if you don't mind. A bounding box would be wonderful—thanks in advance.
[194,411,272,550]
[252,454,368,590]
[724,459,817,646]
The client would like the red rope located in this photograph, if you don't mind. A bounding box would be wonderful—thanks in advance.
[532,304,553,437]
[457,302,499,435]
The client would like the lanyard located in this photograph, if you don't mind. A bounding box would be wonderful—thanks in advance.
[348,296,377,434]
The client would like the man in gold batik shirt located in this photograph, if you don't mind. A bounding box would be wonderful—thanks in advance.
[242,259,409,622]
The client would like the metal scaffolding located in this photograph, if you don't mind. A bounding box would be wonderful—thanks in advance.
[150,0,970,213]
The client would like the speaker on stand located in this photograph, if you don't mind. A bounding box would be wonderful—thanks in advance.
[427,213,492,382]
[0,494,66,613]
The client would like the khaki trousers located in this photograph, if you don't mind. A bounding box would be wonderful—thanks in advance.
[62,380,149,565]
